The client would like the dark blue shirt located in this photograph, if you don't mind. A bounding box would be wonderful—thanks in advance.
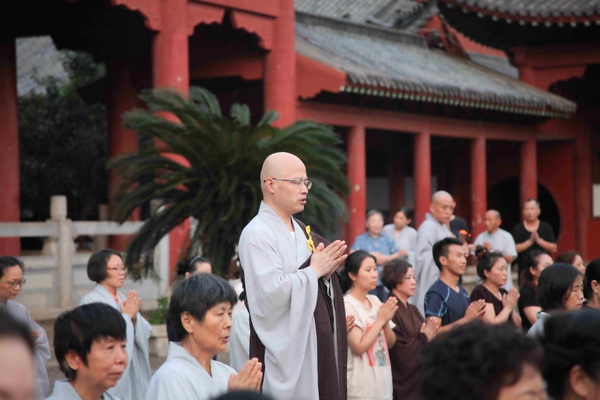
[424,279,471,326]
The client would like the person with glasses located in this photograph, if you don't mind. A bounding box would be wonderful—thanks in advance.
[239,152,349,400]
[0,256,50,399]
[80,249,152,400]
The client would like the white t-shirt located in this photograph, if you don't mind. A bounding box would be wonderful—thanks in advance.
[344,294,394,400]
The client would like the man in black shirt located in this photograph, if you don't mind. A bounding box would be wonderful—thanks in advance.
[512,198,557,282]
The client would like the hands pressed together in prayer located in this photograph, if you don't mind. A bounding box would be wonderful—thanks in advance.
[310,240,347,279]
[376,296,398,328]
[420,318,440,341]
[121,290,141,322]
[228,358,263,393]
[502,288,520,310]
[464,299,486,321]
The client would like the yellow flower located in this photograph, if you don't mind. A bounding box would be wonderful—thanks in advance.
[306,225,315,253]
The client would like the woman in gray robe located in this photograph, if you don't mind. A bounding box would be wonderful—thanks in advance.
[79,249,152,400]
[0,256,50,400]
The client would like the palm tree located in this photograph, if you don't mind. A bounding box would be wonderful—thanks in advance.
[110,87,348,278]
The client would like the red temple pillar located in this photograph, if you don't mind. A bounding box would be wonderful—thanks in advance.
[107,61,140,251]
[414,131,431,227]
[388,154,405,218]
[520,137,538,204]
[264,0,295,127]
[347,125,366,244]
[470,135,487,238]
[0,37,20,255]
[574,121,591,257]
[153,0,190,275]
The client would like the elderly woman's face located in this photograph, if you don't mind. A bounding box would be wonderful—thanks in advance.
[188,302,233,356]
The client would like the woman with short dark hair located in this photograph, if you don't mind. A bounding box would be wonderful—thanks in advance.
[421,321,545,400]
[47,303,127,400]
[0,256,50,399]
[584,258,600,309]
[527,263,584,337]
[79,249,152,400]
[381,259,437,400]
[518,251,553,331]
[146,273,262,400]
[539,309,600,399]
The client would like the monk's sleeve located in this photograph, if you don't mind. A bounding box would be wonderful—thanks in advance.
[239,229,319,348]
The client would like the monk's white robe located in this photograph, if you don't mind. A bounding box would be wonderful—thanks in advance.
[5,300,50,400]
[45,380,120,400]
[145,342,235,400]
[229,305,250,372]
[410,213,452,315]
[239,202,320,400]
[80,284,152,400]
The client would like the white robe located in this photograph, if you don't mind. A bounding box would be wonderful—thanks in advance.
[410,213,452,315]
[5,300,50,400]
[229,305,250,372]
[45,380,120,400]
[79,284,152,400]
[145,342,235,400]
[238,202,320,400]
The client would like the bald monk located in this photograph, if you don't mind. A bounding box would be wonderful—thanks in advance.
[238,152,349,400]
[410,191,454,315]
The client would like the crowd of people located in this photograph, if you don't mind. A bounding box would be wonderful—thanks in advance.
[2,152,600,400]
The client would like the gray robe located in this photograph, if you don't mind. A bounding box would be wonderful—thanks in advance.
[410,213,452,315]
[145,342,235,400]
[238,202,320,400]
[45,380,120,400]
[80,284,152,400]
[5,300,50,400]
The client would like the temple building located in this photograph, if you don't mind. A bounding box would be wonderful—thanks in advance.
[1,0,597,266]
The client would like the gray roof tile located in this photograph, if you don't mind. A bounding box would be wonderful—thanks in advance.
[442,0,600,20]
[296,12,576,117]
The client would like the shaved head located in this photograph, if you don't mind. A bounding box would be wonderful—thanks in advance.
[486,210,501,219]
[260,152,309,220]
[484,209,502,233]
[431,191,453,205]
[430,191,454,224]
[261,152,304,184]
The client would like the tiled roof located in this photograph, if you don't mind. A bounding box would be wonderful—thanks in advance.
[441,0,600,25]
[296,12,576,118]
[295,0,428,30]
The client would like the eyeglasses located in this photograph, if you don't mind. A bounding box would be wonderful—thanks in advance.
[264,177,312,190]
[0,278,26,288]
[106,266,127,273]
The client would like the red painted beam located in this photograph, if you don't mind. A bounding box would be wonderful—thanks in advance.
[0,38,20,255]
[297,101,542,142]
[190,54,264,81]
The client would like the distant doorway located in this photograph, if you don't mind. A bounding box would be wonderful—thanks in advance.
[487,178,560,238]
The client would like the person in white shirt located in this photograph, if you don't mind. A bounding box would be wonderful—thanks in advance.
[473,210,518,290]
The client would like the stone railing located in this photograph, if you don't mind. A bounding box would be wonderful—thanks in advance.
[0,196,169,318]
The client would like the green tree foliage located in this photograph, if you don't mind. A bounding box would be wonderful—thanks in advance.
[111,87,349,277]
[18,52,107,224]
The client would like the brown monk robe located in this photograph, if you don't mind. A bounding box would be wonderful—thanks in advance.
[241,219,348,400]
[388,294,429,400]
